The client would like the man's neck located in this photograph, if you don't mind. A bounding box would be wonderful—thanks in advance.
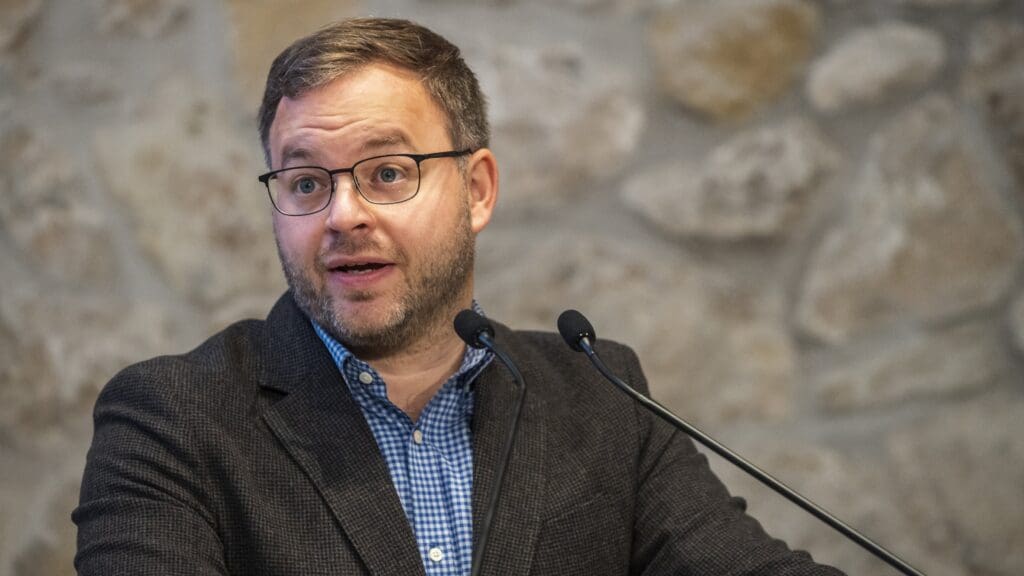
[354,304,470,421]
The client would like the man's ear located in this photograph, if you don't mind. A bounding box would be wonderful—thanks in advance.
[465,148,499,234]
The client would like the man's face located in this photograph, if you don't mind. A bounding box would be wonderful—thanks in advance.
[267,63,494,354]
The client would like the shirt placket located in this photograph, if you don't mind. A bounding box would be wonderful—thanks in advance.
[317,321,488,576]
[411,383,461,575]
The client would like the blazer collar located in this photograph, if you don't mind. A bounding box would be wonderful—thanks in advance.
[258,293,426,575]
[258,293,548,576]
[470,322,548,576]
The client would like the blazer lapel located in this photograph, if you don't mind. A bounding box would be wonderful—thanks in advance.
[258,294,426,576]
[472,326,548,576]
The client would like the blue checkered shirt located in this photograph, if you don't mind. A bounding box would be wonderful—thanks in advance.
[312,318,493,576]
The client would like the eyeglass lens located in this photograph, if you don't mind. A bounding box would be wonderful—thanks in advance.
[268,155,421,215]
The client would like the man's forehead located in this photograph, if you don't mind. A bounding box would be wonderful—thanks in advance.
[268,65,447,166]
[277,131,414,166]
[277,63,427,117]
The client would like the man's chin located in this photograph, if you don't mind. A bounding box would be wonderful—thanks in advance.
[323,301,408,349]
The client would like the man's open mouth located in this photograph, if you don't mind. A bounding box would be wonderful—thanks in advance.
[332,262,389,274]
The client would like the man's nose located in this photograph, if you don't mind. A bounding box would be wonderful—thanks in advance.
[324,174,374,231]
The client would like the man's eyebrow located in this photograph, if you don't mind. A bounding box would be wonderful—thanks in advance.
[279,145,313,167]
[359,133,412,154]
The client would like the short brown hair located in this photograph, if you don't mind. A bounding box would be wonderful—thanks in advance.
[257,18,490,167]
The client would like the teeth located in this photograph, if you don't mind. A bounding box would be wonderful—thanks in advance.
[337,262,384,273]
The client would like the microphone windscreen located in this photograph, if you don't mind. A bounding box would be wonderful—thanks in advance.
[557,309,596,352]
[454,309,494,349]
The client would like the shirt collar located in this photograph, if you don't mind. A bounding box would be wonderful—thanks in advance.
[310,301,493,389]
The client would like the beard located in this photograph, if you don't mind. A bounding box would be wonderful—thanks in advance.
[276,204,475,356]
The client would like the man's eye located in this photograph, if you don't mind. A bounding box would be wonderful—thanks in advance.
[294,176,322,195]
[374,165,407,184]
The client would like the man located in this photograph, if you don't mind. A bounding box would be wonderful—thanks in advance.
[74,18,844,576]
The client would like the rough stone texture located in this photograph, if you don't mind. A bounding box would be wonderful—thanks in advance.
[50,63,118,106]
[649,0,819,121]
[0,126,119,287]
[479,43,645,208]
[0,90,12,123]
[815,322,1007,412]
[901,0,1002,5]
[477,231,796,423]
[227,0,363,114]
[1011,289,1024,354]
[98,0,188,39]
[0,288,181,447]
[4,2,1024,575]
[962,19,1024,184]
[9,480,78,576]
[621,118,839,240]
[806,22,946,112]
[711,437,946,576]
[796,95,1024,344]
[965,18,1023,73]
[93,77,285,318]
[0,0,42,50]
[888,394,1024,576]
[0,302,60,444]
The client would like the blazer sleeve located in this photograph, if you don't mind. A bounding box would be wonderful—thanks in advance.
[617,348,847,576]
[73,362,229,576]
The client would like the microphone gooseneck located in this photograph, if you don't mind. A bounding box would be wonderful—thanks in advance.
[454,309,527,576]
[555,309,926,576]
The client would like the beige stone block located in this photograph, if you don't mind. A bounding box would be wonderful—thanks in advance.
[648,0,819,121]
[806,22,945,113]
[93,76,285,313]
[712,437,942,575]
[97,0,188,39]
[900,0,1001,5]
[621,118,839,240]
[49,62,118,106]
[888,393,1024,576]
[226,0,363,114]
[0,126,119,287]
[815,322,1007,412]
[1010,289,1024,354]
[479,43,645,209]
[476,230,796,423]
[0,0,42,50]
[0,306,61,443]
[962,19,1024,185]
[795,95,1024,344]
[0,289,182,446]
[8,479,78,576]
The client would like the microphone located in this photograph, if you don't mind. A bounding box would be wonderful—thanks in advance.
[454,309,527,576]
[454,308,496,349]
[557,309,925,576]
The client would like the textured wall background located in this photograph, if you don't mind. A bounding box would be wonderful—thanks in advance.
[1,0,1023,574]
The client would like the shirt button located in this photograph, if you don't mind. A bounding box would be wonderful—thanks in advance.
[428,547,444,562]
[412,429,424,445]
[358,371,373,384]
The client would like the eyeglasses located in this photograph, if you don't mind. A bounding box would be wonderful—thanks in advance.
[257,150,472,216]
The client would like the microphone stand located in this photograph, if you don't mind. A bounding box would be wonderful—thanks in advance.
[454,310,527,576]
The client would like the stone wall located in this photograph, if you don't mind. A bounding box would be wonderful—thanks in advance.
[1,0,1022,574]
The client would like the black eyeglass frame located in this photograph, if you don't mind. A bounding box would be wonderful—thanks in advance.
[257,149,473,216]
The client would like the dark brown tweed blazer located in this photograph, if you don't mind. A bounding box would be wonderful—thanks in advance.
[74,292,843,575]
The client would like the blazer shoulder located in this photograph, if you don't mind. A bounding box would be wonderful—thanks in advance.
[97,317,268,414]
[503,328,648,392]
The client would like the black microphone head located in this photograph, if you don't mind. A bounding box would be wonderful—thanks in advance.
[454,309,494,349]
[557,309,596,352]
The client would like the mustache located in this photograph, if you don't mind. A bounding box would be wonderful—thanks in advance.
[316,237,395,267]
